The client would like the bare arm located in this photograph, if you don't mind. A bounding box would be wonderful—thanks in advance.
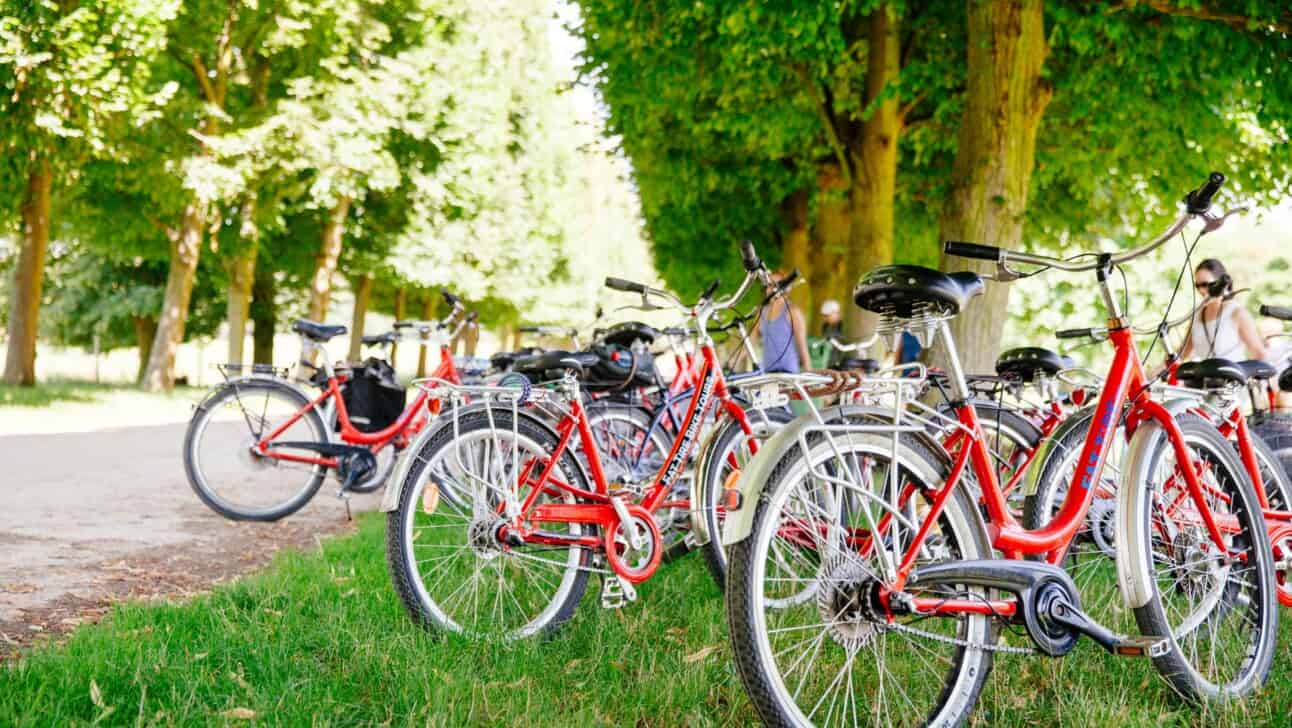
[1235,307,1269,360]
[791,307,811,370]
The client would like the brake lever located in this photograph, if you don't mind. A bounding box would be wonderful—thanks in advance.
[1201,206,1246,234]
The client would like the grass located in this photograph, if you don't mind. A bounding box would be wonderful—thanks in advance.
[4,513,1292,726]
[0,379,131,408]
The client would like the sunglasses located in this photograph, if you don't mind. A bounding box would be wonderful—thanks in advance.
[1194,281,1213,291]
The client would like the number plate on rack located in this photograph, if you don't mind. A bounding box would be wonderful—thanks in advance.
[749,384,789,411]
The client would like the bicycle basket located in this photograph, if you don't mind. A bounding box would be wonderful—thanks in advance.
[339,357,407,432]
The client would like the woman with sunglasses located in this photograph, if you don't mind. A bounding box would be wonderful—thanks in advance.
[1179,258,1269,361]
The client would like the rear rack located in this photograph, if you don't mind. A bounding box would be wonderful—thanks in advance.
[216,363,289,381]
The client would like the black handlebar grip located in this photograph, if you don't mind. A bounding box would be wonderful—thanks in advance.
[441,289,461,308]
[518,325,540,333]
[1186,171,1225,214]
[604,276,647,294]
[1260,305,1292,322]
[1056,327,1096,340]
[700,278,721,301]
[739,240,763,272]
[393,320,413,329]
[943,241,1002,262]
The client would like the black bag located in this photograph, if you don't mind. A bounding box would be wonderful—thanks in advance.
[338,357,406,432]
[586,343,656,390]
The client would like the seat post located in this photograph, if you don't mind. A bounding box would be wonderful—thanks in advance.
[935,319,971,403]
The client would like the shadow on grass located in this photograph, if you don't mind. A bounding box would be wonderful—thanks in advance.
[0,379,130,408]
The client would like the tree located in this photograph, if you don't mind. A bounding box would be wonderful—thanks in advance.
[0,0,176,385]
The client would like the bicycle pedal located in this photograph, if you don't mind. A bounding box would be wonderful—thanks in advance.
[1109,635,1170,658]
[599,576,638,609]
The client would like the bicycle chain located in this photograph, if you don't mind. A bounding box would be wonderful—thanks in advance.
[882,619,1037,655]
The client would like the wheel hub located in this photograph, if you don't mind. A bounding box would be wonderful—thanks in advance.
[238,437,275,471]
[468,518,506,560]
[817,555,883,650]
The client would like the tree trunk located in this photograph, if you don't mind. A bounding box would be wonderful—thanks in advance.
[133,315,157,384]
[937,0,1051,375]
[3,161,53,386]
[347,274,373,362]
[251,264,276,365]
[225,243,256,366]
[843,9,902,342]
[391,287,406,369]
[780,188,814,329]
[811,162,851,326]
[417,296,435,377]
[306,197,352,323]
[140,200,205,391]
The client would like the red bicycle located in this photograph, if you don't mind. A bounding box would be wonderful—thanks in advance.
[724,174,1278,726]
[383,242,801,638]
[183,291,469,521]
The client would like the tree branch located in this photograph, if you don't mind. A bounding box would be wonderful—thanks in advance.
[790,64,853,187]
[144,213,178,243]
[1129,0,1290,34]
[190,53,220,106]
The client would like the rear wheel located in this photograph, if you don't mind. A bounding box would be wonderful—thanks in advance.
[727,431,994,727]
[385,408,591,639]
[1124,414,1277,701]
[183,378,328,521]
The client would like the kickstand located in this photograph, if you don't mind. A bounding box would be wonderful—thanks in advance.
[341,494,352,521]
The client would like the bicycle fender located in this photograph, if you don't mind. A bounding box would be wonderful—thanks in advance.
[719,403,950,546]
[719,413,810,546]
[379,402,590,513]
[1115,397,1197,609]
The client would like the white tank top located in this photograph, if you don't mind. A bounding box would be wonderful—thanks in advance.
[1190,303,1244,361]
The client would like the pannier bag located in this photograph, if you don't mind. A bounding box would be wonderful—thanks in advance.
[587,343,656,390]
[339,357,407,432]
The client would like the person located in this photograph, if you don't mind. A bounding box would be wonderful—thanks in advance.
[754,270,811,373]
[1179,259,1267,362]
[816,299,844,368]
[819,299,843,340]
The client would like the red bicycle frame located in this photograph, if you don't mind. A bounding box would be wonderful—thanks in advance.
[253,346,460,470]
[879,324,1240,617]
[500,342,755,583]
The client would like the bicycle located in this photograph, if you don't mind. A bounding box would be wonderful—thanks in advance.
[184,290,469,521]
[723,172,1277,727]
[381,242,813,638]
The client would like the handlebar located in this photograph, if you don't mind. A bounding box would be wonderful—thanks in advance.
[700,278,721,302]
[740,240,763,272]
[1261,305,1292,322]
[605,277,647,294]
[441,289,461,309]
[1185,172,1224,215]
[760,269,801,306]
[944,172,1227,277]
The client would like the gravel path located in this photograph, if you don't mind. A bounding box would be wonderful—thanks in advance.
[0,400,381,656]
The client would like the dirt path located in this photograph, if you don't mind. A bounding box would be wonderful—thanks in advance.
[0,418,380,656]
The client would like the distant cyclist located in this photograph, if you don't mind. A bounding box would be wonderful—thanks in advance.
[1179,258,1267,362]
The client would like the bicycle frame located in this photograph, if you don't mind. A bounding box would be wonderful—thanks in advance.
[502,343,754,581]
[887,323,1238,618]
[254,347,460,469]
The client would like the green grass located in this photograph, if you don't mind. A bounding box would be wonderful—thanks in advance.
[4,514,1292,726]
[0,379,130,408]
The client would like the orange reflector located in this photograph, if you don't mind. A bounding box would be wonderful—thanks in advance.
[422,481,440,515]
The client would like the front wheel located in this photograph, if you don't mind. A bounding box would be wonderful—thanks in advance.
[183,378,328,521]
[1122,413,1277,702]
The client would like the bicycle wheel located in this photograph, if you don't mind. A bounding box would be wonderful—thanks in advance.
[1249,413,1292,493]
[697,405,795,588]
[1239,428,1292,605]
[385,407,591,639]
[727,431,994,727]
[1122,413,1277,701]
[183,378,328,521]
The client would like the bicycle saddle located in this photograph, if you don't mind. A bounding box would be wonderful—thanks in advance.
[996,347,1074,383]
[512,350,600,374]
[1281,366,1292,393]
[1237,359,1277,382]
[1176,358,1248,389]
[853,265,984,319]
[362,331,398,346]
[839,357,881,374]
[600,321,659,348]
[292,319,348,341]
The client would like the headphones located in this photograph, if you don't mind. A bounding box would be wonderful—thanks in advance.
[1206,273,1232,299]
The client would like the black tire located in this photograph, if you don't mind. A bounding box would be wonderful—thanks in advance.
[726,430,994,727]
[1249,413,1292,490]
[697,406,795,589]
[183,378,328,521]
[385,407,592,639]
[1124,414,1277,702]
